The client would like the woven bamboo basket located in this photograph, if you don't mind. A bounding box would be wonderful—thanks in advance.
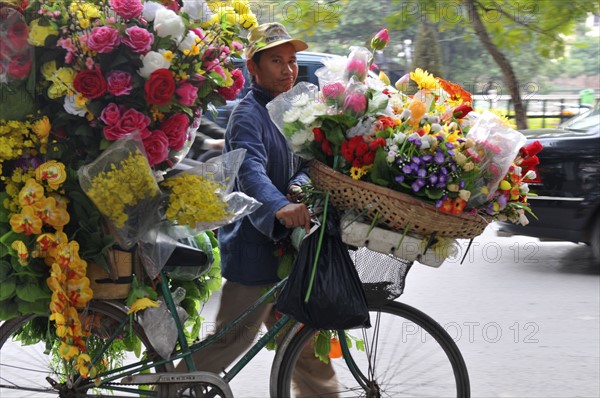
[308,160,490,239]
[87,248,135,300]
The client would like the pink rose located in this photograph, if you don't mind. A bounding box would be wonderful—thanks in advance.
[87,26,120,53]
[343,93,368,116]
[100,103,122,125]
[191,28,205,40]
[122,26,154,54]
[345,59,368,82]
[109,0,144,19]
[160,113,189,151]
[321,82,345,105]
[104,108,150,140]
[175,82,198,106]
[143,130,169,166]
[106,70,133,96]
[370,28,389,51]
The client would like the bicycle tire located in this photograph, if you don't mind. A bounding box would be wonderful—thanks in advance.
[0,300,165,397]
[272,301,470,397]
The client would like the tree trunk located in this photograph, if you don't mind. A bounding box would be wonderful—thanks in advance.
[465,0,528,130]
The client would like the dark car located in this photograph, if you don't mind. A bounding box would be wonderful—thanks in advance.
[496,106,600,264]
[207,51,341,128]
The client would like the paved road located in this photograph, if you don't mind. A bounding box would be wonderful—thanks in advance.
[224,224,600,397]
[2,224,598,397]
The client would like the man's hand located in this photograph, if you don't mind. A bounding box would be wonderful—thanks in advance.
[275,203,311,233]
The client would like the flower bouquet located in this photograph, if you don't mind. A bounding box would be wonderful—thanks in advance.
[0,0,261,379]
[268,30,541,239]
[25,0,251,171]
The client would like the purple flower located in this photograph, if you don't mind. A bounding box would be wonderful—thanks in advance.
[429,174,439,184]
[412,156,422,165]
[411,179,426,192]
[447,150,455,157]
[435,199,444,208]
[459,180,465,189]
[421,154,432,163]
[445,142,454,149]
[395,175,405,183]
[417,168,427,178]
[402,164,412,174]
[440,167,448,175]
[434,151,445,164]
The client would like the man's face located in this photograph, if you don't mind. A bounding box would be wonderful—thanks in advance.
[247,43,298,97]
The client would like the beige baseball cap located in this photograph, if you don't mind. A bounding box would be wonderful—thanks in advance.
[244,23,308,59]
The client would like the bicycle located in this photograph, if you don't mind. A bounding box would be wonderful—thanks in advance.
[0,240,470,397]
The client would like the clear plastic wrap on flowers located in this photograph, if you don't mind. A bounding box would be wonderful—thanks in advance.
[268,81,327,158]
[160,149,262,233]
[0,6,36,120]
[151,113,202,174]
[78,134,163,249]
[466,111,527,208]
[344,46,372,83]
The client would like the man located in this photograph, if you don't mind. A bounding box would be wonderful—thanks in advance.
[176,23,338,397]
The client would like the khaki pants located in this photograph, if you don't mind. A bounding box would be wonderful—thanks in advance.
[177,281,339,397]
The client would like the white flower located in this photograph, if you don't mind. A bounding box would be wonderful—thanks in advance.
[142,1,165,21]
[178,30,199,52]
[291,93,310,107]
[154,8,186,40]
[458,189,471,202]
[524,170,537,180]
[419,136,430,150]
[291,129,311,147]
[299,107,318,125]
[519,183,530,195]
[283,108,301,124]
[138,51,171,79]
[394,133,406,145]
[517,209,529,226]
[182,0,213,22]
[64,95,87,117]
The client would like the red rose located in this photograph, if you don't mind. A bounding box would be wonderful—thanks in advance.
[218,68,245,101]
[362,151,375,165]
[145,69,175,106]
[74,69,107,99]
[143,130,170,166]
[103,108,150,140]
[160,113,189,151]
[7,53,32,79]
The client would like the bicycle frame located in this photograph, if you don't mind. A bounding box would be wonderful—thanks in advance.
[73,273,293,396]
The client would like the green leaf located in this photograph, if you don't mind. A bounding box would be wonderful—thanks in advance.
[0,300,19,320]
[17,298,50,315]
[16,278,51,303]
[0,277,16,300]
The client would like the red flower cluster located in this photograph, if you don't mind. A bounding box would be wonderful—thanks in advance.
[341,136,386,167]
[312,127,333,156]
[518,140,542,174]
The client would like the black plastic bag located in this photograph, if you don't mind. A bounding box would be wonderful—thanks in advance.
[276,208,370,330]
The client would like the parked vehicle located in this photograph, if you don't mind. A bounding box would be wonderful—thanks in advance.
[496,106,600,264]
[207,51,340,128]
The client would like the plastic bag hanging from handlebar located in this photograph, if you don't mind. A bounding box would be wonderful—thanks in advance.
[276,206,370,330]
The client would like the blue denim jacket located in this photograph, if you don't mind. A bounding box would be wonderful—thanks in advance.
[218,85,309,285]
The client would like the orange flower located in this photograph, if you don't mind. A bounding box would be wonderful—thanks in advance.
[407,99,427,127]
[10,206,43,235]
[437,77,472,106]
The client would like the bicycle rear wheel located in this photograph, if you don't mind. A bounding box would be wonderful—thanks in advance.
[272,301,470,397]
[0,300,164,397]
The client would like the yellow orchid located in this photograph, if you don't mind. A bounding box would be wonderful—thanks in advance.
[18,178,44,206]
[59,342,80,361]
[11,240,29,265]
[75,354,92,378]
[36,160,67,190]
[10,206,43,235]
[33,196,70,228]
[128,297,160,314]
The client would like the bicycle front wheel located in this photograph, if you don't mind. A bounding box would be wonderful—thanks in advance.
[0,300,164,397]
[273,301,470,397]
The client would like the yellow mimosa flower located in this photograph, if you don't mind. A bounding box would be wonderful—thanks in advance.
[76,354,92,378]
